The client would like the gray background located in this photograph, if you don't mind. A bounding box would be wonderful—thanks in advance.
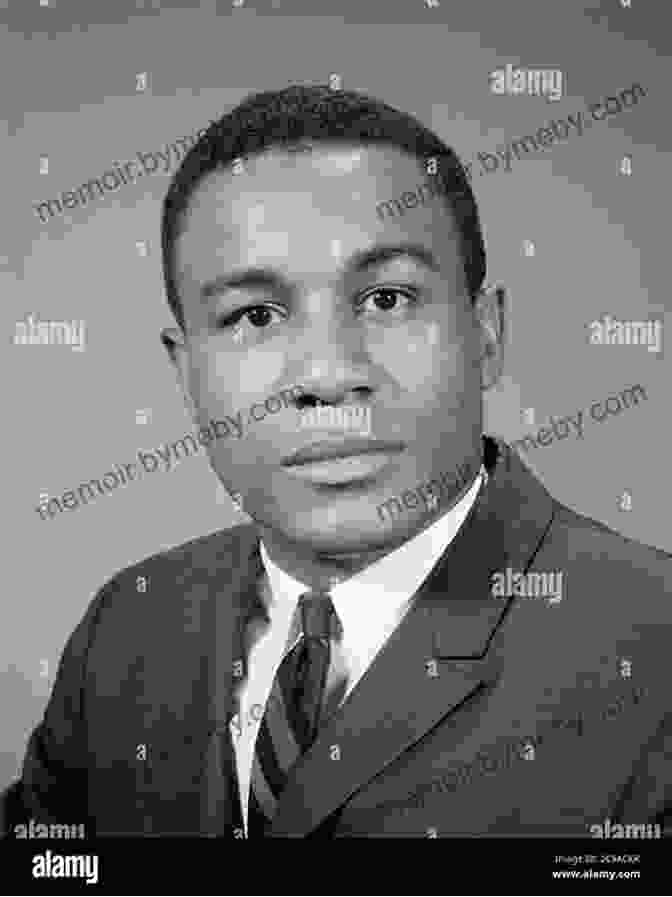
[1,0,670,789]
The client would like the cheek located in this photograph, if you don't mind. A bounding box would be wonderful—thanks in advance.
[190,344,287,411]
[233,347,288,403]
[368,320,463,391]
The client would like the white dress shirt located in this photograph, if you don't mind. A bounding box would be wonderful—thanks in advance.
[230,465,487,834]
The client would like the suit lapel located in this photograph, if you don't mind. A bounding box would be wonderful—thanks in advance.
[266,436,556,836]
[198,525,266,836]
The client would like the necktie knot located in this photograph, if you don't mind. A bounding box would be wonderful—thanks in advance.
[298,591,334,640]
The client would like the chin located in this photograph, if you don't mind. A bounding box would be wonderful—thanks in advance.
[270,503,420,554]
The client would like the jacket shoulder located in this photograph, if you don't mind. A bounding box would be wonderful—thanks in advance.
[105,523,257,587]
[551,501,671,562]
[81,523,259,639]
[544,501,671,610]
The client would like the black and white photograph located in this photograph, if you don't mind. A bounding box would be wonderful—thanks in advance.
[2,0,670,889]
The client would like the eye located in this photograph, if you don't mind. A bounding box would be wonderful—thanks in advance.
[217,304,285,330]
[357,286,418,315]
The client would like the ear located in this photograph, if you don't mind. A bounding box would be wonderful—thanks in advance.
[473,283,506,391]
[161,327,199,423]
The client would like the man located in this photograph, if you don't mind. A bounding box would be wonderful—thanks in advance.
[3,85,670,839]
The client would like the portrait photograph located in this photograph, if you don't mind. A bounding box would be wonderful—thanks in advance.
[1,0,670,889]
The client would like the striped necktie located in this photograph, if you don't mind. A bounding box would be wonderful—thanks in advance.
[247,590,335,836]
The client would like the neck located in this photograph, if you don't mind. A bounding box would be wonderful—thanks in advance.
[259,535,394,591]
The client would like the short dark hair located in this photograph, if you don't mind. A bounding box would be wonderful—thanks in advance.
[161,84,486,331]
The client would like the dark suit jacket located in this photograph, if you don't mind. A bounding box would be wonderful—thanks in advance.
[3,436,671,838]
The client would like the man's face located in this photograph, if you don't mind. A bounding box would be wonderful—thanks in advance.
[170,144,497,555]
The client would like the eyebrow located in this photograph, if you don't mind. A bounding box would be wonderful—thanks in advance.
[199,242,441,302]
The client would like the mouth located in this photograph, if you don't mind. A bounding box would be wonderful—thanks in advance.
[282,438,406,467]
[281,439,407,486]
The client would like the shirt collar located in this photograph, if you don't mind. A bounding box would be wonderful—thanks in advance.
[259,464,487,638]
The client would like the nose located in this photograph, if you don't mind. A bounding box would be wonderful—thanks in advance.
[288,305,377,409]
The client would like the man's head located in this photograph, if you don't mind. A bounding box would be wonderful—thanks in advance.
[160,84,505,566]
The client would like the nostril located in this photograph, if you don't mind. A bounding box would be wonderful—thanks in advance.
[296,395,326,410]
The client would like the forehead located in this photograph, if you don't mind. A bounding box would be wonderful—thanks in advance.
[174,144,459,286]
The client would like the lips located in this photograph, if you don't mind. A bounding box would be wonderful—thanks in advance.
[281,438,406,467]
